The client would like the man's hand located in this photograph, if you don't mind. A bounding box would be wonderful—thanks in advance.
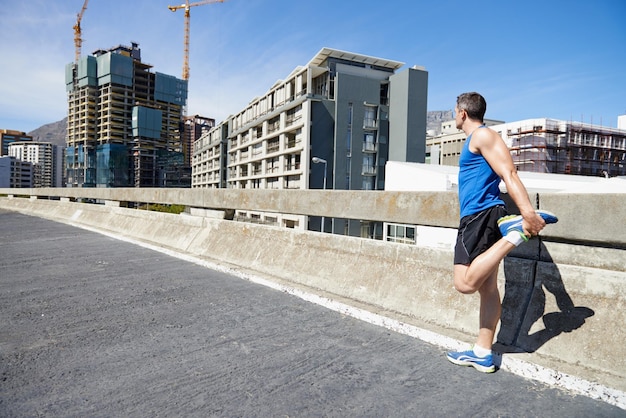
[522,212,546,237]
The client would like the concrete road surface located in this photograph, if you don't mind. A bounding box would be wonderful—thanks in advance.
[1,210,623,417]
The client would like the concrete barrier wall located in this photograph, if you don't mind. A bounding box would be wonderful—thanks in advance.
[0,189,625,395]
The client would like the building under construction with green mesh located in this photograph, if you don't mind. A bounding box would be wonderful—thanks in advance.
[65,42,188,187]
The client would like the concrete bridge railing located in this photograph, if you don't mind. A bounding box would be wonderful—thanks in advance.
[1,187,624,403]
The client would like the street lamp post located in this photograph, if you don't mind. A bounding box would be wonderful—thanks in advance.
[312,157,327,232]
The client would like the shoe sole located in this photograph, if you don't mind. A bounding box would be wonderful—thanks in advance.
[446,355,496,373]
[536,210,558,224]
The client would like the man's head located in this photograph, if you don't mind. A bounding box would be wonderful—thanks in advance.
[455,92,486,128]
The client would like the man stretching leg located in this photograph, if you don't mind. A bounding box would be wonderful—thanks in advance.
[446,92,558,373]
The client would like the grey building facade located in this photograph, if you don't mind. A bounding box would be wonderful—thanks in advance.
[192,48,428,237]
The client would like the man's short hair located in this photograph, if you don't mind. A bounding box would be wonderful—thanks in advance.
[457,92,487,122]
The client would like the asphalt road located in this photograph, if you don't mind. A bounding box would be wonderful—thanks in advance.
[1,210,623,417]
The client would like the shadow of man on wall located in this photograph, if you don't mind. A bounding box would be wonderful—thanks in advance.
[495,240,594,354]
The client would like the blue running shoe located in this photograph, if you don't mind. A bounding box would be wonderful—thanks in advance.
[497,210,558,238]
[446,349,495,373]
[537,210,558,225]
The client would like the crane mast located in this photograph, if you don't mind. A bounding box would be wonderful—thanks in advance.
[168,0,225,81]
[73,0,90,63]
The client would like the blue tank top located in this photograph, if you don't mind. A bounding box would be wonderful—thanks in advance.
[458,126,504,218]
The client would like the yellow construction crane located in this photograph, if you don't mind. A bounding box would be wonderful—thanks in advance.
[168,0,225,81]
[73,0,89,63]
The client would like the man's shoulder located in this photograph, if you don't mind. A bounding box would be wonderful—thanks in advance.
[471,127,502,150]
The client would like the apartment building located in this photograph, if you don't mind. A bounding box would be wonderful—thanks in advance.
[65,42,187,187]
[192,121,228,189]
[1,130,32,156]
[192,47,428,236]
[184,115,215,167]
[8,142,63,187]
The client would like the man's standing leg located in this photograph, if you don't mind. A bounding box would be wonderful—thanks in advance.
[477,268,501,351]
[447,260,503,373]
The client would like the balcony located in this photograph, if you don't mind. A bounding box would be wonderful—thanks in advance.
[362,142,378,153]
[362,166,377,176]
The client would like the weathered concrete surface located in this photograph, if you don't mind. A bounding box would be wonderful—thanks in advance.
[539,193,626,246]
[1,188,463,227]
[1,190,625,404]
[2,210,624,417]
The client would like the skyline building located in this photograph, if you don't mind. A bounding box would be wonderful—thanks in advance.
[8,142,63,187]
[65,42,188,187]
[1,130,32,156]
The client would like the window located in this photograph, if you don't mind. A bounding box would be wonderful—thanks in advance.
[347,103,353,126]
[286,132,298,149]
[345,156,351,189]
[267,177,279,189]
[386,224,416,245]
[364,105,377,128]
[380,83,389,106]
[362,155,375,174]
[286,105,302,125]
[267,157,279,173]
[313,74,328,97]
[268,116,280,134]
[285,175,300,189]
[285,154,300,171]
[363,132,376,152]
[267,137,280,154]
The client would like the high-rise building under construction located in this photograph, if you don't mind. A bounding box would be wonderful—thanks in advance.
[65,42,188,187]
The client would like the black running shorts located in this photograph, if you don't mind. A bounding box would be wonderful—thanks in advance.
[454,205,508,265]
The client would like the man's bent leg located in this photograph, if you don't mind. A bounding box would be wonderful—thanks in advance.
[454,238,515,294]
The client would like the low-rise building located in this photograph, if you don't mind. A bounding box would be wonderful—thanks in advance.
[493,118,626,177]
[426,118,503,166]
[0,156,33,188]
[426,117,626,178]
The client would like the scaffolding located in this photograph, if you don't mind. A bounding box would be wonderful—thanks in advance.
[507,120,626,177]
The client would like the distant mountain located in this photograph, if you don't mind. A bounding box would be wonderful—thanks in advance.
[28,117,67,147]
[426,110,454,136]
[27,111,453,147]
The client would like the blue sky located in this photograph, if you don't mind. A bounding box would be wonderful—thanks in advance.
[1,0,624,133]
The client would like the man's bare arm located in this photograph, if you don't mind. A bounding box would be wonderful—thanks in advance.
[471,128,546,236]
